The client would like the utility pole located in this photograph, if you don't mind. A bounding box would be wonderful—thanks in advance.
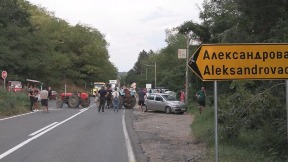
[185,33,190,104]
[145,63,157,88]
[155,62,157,88]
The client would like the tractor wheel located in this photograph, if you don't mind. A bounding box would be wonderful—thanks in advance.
[119,96,124,109]
[56,99,63,108]
[81,97,90,108]
[124,96,130,109]
[124,96,135,109]
[68,94,80,108]
[131,96,136,108]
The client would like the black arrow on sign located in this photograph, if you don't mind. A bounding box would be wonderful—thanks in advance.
[188,46,203,80]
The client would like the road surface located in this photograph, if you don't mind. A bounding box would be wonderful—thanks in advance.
[0,98,136,162]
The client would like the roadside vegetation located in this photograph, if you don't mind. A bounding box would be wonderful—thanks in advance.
[190,84,287,162]
[0,89,30,118]
[0,82,87,118]
[0,0,117,90]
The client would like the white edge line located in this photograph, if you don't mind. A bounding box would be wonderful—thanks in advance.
[0,104,95,121]
[122,109,136,162]
[0,108,89,160]
[0,111,35,121]
[29,122,59,136]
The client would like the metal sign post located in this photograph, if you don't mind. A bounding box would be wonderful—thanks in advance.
[214,81,219,162]
[286,80,288,143]
[185,33,190,105]
[3,78,5,90]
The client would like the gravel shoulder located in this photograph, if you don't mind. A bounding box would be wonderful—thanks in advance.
[130,109,206,162]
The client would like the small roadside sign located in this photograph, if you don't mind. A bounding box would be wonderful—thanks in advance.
[188,43,288,81]
[2,71,7,79]
[178,49,186,59]
[146,84,152,89]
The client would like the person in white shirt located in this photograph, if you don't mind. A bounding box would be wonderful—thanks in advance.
[40,88,49,113]
[112,88,120,112]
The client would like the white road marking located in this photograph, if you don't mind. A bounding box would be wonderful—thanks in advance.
[29,122,59,136]
[122,109,136,162]
[0,108,89,160]
[0,112,35,121]
[0,104,94,121]
[80,108,88,112]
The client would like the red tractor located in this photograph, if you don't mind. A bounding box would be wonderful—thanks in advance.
[56,92,90,108]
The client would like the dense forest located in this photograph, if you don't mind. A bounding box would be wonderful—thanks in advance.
[124,0,288,160]
[0,0,117,89]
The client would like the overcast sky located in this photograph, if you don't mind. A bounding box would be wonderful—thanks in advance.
[26,0,204,72]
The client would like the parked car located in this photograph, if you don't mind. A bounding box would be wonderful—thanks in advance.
[147,88,169,93]
[164,91,177,99]
[144,93,187,114]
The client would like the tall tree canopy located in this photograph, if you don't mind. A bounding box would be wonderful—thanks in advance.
[0,0,117,89]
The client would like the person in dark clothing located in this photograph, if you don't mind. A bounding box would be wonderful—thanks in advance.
[48,87,52,100]
[33,89,40,111]
[138,88,147,112]
[105,86,112,109]
[98,86,107,112]
[28,86,35,112]
[196,87,206,114]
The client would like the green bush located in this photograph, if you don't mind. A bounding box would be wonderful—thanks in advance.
[0,89,30,117]
[190,80,287,161]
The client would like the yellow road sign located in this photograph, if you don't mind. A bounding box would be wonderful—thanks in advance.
[188,44,288,81]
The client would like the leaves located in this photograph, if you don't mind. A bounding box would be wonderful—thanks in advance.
[0,1,117,87]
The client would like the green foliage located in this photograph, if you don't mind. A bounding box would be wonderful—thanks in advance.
[124,32,201,93]
[0,89,29,116]
[0,0,117,90]
[191,104,214,145]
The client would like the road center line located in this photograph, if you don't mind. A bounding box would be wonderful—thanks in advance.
[29,122,59,136]
[0,108,89,160]
[122,109,136,162]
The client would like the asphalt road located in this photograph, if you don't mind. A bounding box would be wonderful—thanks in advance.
[0,98,137,162]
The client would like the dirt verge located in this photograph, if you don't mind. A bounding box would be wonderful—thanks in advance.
[132,109,206,162]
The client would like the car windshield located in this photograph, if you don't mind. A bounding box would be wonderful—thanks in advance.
[161,94,177,101]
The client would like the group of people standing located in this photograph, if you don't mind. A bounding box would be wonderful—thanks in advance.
[96,85,119,113]
[94,83,207,115]
[28,86,51,113]
[95,84,147,113]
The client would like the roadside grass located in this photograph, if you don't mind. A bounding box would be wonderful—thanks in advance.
[0,89,30,117]
[188,102,282,162]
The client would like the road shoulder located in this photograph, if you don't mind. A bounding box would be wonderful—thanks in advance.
[128,109,206,162]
